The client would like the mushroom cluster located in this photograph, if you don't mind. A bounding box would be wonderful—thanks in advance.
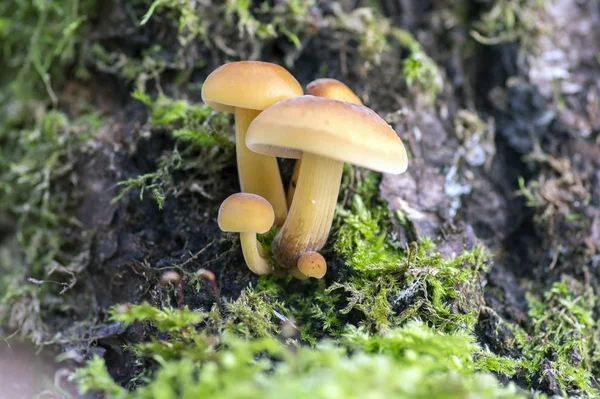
[203,62,408,279]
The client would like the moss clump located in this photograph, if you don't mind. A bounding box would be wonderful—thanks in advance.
[513,278,599,396]
[334,194,402,273]
[330,7,443,101]
[0,106,101,342]
[113,91,234,209]
[92,0,318,89]
[391,29,444,101]
[329,189,486,334]
[225,0,316,49]
[0,0,105,346]
[75,304,526,399]
[224,287,287,338]
[470,0,548,47]
[0,0,95,103]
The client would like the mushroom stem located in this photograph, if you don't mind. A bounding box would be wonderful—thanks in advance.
[286,159,301,208]
[273,152,344,267]
[240,232,272,275]
[235,108,287,226]
[288,265,309,280]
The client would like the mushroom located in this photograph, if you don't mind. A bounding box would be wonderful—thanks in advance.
[202,61,303,226]
[288,251,327,280]
[246,95,408,267]
[287,79,363,207]
[218,193,275,275]
[306,78,363,104]
[297,251,327,279]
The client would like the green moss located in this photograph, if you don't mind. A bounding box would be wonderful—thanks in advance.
[343,321,518,378]
[470,0,547,47]
[75,311,526,399]
[75,356,128,398]
[515,279,599,396]
[141,0,204,45]
[0,105,101,342]
[0,0,96,103]
[330,237,485,334]
[92,0,320,88]
[517,176,544,208]
[331,7,443,101]
[329,188,486,334]
[112,303,207,332]
[74,183,526,396]
[334,194,403,273]
[224,287,286,338]
[0,0,104,343]
[225,0,315,49]
[113,92,234,209]
[391,29,444,100]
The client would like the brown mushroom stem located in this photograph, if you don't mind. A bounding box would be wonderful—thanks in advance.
[235,108,287,226]
[272,152,344,267]
[286,160,301,208]
[240,232,272,275]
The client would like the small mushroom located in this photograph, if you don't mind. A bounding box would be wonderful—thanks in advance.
[306,78,363,104]
[297,251,327,279]
[287,79,363,207]
[218,193,275,275]
[160,271,183,308]
[202,61,302,226]
[246,95,407,267]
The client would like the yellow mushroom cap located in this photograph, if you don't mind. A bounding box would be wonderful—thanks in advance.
[306,79,362,105]
[246,95,408,174]
[218,193,275,234]
[201,61,303,113]
[297,251,327,278]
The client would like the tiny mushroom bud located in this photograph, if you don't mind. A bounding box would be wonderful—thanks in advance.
[297,251,327,279]
[287,79,363,207]
[246,95,407,267]
[195,269,221,308]
[160,271,181,286]
[160,271,184,309]
[218,193,275,275]
[202,61,303,226]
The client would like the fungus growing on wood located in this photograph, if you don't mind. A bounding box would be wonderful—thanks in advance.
[202,61,302,226]
[246,95,407,267]
[218,193,275,275]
